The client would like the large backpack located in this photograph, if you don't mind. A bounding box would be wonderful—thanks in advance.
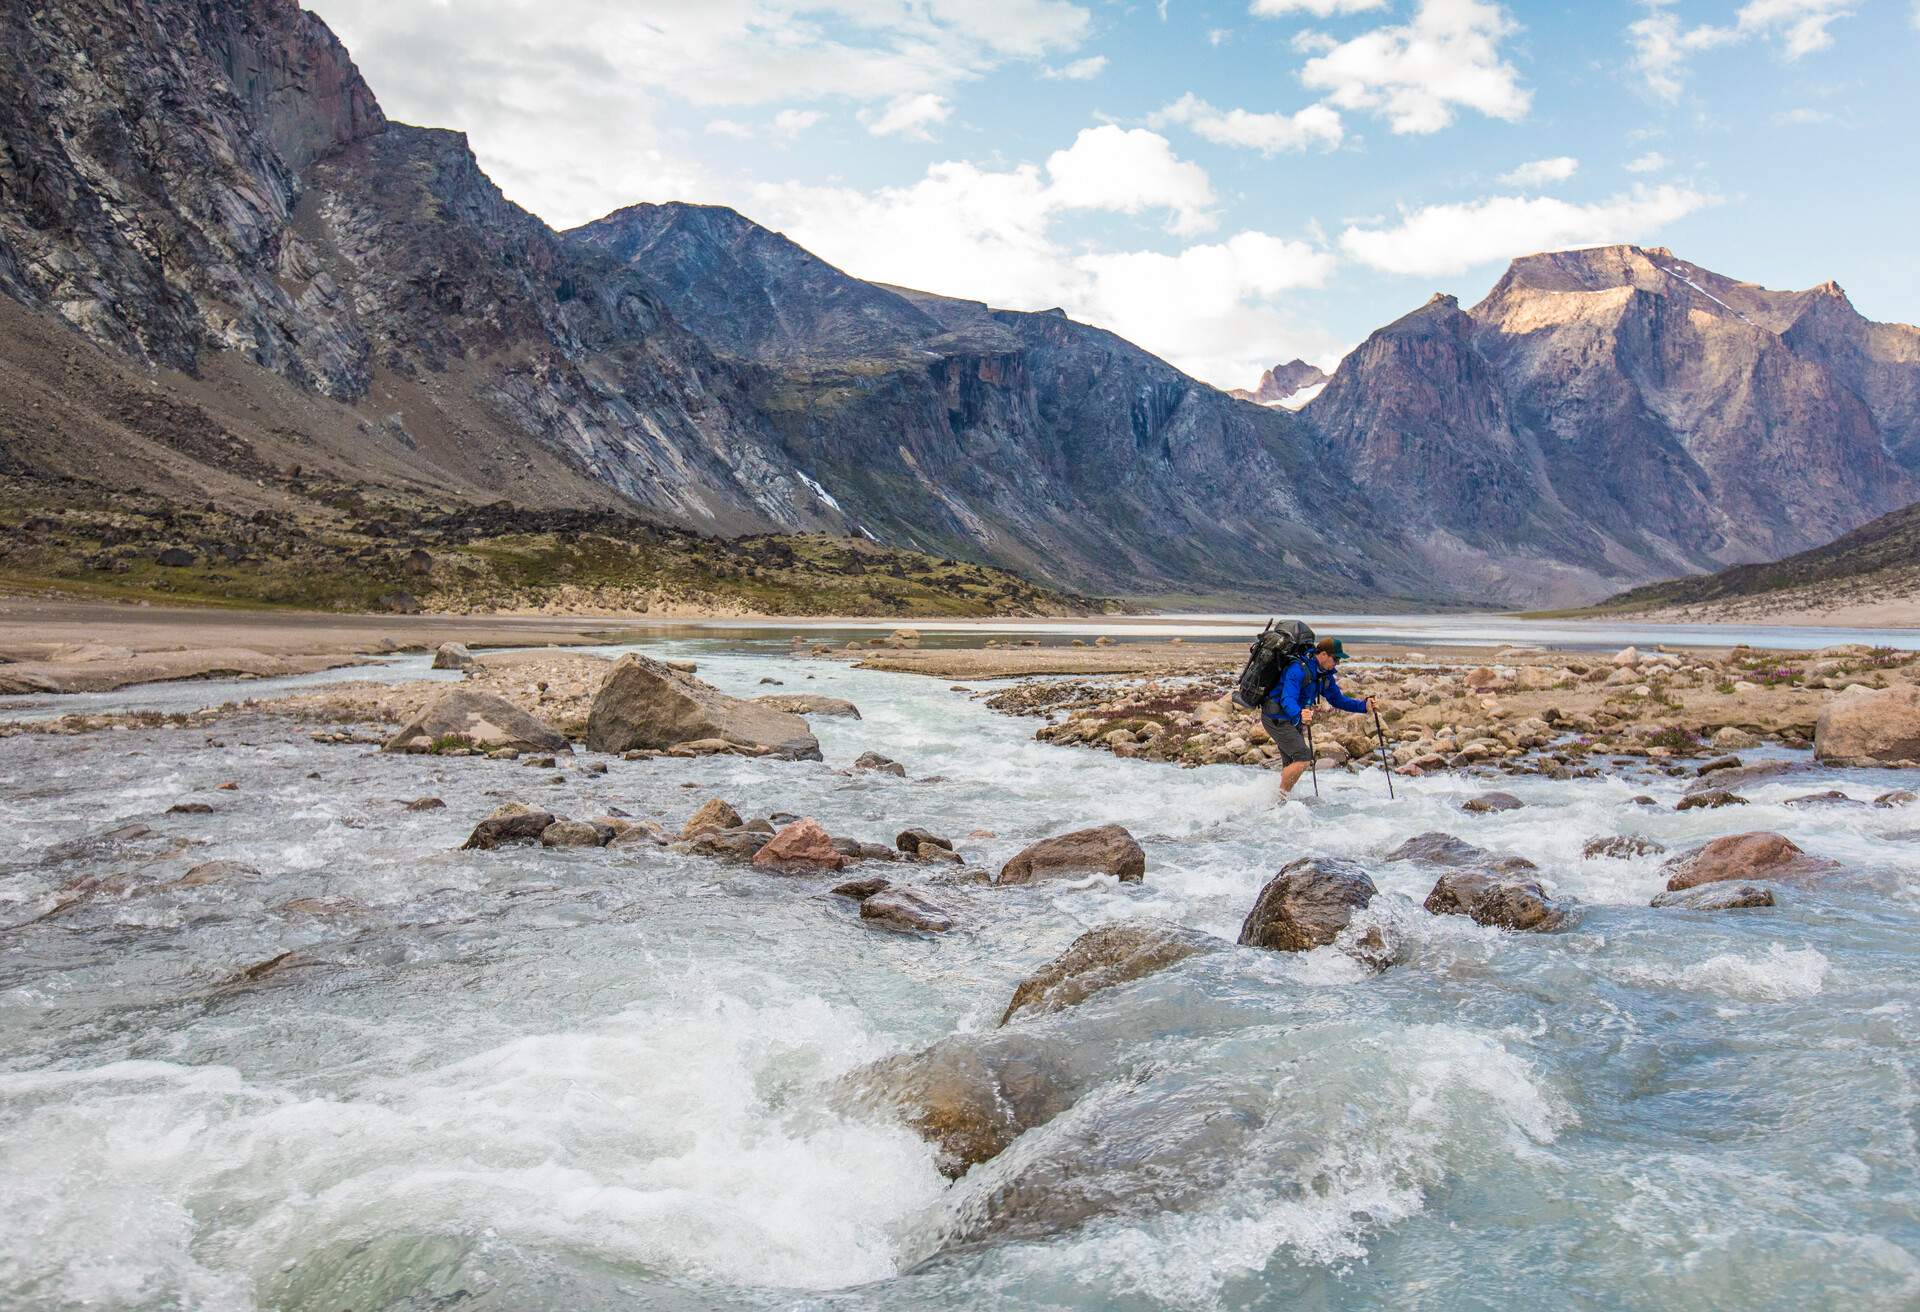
[1231,619,1316,711]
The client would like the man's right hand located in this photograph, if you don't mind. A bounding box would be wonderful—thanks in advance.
[1299,707,1316,724]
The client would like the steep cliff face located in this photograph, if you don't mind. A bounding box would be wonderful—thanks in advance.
[0,0,834,536]
[1304,246,1919,598]
[570,204,1436,603]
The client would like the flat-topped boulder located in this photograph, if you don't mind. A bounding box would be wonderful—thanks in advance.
[1815,685,1920,767]
[998,824,1145,886]
[384,689,568,755]
[585,654,821,759]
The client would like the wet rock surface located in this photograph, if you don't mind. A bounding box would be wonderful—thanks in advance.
[998,825,1146,886]
[462,802,556,850]
[859,887,954,933]
[1651,882,1778,910]
[1424,870,1569,932]
[1000,920,1220,1025]
[1662,832,1835,891]
[1238,857,1377,952]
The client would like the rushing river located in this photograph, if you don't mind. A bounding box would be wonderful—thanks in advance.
[2,638,1917,1310]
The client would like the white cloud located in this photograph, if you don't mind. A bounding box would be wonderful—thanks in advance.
[705,118,755,140]
[1772,106,1834,124]
[1251,0,1388,15]
[1624,150,1668,172]
[1627,0,1854,103]
[1045,125,1219,235]
[860,93,953,140]
[1339,184,1721,276]
[1208,27,1232,45]
[772,108,825,137]
[747,131,1330,385]
[307,0,1091,225]
[1042,54,1108,79]
[1497,156,1579,187]
[1151,92,1344,155]
[1298,0,1531,134]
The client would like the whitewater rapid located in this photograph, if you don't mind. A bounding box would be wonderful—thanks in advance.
[2,638,1916,1309]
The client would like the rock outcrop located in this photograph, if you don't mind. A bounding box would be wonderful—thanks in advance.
[585,654,821,759]
[997,825,1146,886]
[384,690,568,755]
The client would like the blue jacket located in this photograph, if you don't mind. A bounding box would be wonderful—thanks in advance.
[1263,657,1367,725]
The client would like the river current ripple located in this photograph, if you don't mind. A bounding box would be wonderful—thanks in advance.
[1,640,1916,1310]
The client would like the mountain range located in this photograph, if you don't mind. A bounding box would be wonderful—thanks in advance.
[1,0,1915,609]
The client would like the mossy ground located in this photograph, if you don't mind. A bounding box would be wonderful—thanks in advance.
[0,475,1121,618]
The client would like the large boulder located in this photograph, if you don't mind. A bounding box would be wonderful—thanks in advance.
[1815,685,1920,767]
[1001,921,1219,1026]
[998,825,1146,886]
[1683,760,1794,794]
[1461,791,1523,814]
[584,654,822,759]
[462,802,555,850]
[431,642,474,670]
[384,689,568,755]
[751,818,849,871]
[1423,870,1569,931]
[1238,857,1376,952]
[1662,832,1834,891]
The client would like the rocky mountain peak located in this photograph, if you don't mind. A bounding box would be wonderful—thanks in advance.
[1232,358,1328,408]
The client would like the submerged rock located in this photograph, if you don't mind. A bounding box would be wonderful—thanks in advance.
[752,818,849,871]
[384,690,568,756]
[1815,685,1920,767]
[1877,790,1917,808]
[1582,834,1666,859]
[1683,760,1792,794]
[840,1031,1080,1178]
[1000,920,1219,1026]
[405,797,445,812]
[852,751,907,777]
[1676,789,1747,811]
[1662,832,1834,891]
[830,876,892,900]
[172,860,262,888]
[1651,882,1777,910]
[998,825,1145,886]
[1238,857,1377,952]
[462,802,555,850]
[1423,870,1568,931]
[859,887,954,933]
[1783,790,1866,809]
[1383,831,1490,866]
[1461,791,1524,814]
[584,653,822,759]
[755,693,862,719]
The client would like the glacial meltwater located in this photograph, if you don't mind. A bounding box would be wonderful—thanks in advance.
[2,637,1917,1310]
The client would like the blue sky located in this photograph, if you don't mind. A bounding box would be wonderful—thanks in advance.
[312,0,1919,389]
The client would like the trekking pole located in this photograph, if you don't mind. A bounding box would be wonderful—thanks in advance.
[1373,704,1395,800]
[1305,719,1320,799]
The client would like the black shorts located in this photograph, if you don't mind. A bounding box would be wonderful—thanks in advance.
[1261,716,1311,765]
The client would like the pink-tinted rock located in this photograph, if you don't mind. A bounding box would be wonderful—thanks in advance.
[752,817,849,871]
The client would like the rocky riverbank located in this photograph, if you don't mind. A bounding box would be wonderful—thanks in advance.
[975,642,1920,776]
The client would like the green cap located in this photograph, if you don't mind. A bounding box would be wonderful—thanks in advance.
[1325,638,1349,662]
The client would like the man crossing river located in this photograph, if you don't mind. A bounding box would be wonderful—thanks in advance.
[1261,637,1376,803]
